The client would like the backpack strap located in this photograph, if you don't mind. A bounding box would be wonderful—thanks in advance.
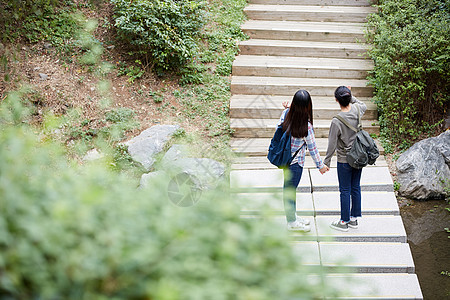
[334,105,362,133]
[292,146,301,159]
[356,104,362,131]
[288,137,304,165]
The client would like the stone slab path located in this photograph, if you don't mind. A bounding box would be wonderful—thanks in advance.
[230,0,423,298]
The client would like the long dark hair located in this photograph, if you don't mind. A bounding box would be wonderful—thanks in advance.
[282,90,313,138]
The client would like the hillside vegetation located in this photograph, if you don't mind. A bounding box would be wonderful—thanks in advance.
[0,0,246,168]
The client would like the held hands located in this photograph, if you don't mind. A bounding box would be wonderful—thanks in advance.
[319,165,330,175]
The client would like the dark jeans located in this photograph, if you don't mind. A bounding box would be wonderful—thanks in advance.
[283,163,303,222]
[337,162,362,222]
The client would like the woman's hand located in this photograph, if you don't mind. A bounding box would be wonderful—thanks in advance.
[319,165,330,174]
[282,101,290,109]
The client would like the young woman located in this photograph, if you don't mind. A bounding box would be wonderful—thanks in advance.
[279,90,329,232]
[324,86,367,232]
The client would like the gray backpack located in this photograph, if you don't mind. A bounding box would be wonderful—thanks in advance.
[334,105,379,169]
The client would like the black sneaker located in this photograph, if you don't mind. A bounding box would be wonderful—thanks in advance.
[348,219,358,229]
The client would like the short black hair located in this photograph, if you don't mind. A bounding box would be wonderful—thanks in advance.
[335,86,352,107]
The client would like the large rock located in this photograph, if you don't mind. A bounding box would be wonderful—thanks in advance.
[160,144,188,165]
[160,144,226,190]
[139,144,226,206]
[125,125,179,171]
[139,171,166,189]
[396,131,450,199]
[83,149,104,162]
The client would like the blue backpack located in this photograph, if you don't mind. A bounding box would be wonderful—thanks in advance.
[267,125,301,169]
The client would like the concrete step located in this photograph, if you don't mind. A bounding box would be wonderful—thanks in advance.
[230,95,377,119]
[249,0,373,6]
[287,242,416,274]
[243,215,407,242]
[239,39,368,59]
[230,137,384,156]
[315,215,407,242]
[230,118,380,138]
[230,76,373,96]
[308,273,423,299]
[231,168,312,193]
[319,242,414,273]
[242,20,365,42]
[237,191,399,216]
[230,167,393,193]
[312,191,399,215]
[291,241,322,267]
[232,55,373,79]
[231,155,388,170]
[310,166,394,192]
[244,5,376,23]
[238,192,315,215]
[241,214,317,241]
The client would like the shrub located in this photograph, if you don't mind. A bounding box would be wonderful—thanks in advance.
[111,0,207,71]
[366,0,450,144]
[0,0,78,44]
[0,98,341,299]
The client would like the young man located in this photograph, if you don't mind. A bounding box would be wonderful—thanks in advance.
[324,86,367,232]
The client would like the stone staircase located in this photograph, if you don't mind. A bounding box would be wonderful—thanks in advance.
[229,0,423,298]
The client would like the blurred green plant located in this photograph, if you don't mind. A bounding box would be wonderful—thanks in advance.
[0,97,342,299]
[366,0,450,146]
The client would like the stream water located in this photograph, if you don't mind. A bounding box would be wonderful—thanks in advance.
[400,199,450,299]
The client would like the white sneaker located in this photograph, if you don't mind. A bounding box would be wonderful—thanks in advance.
[296,215,311,225]
[287,219,311,232]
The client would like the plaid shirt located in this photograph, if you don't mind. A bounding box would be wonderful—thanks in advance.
[278,109,325,169]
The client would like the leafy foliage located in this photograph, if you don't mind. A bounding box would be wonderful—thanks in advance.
[366,0,450,145]
[111,0,207,71]
[0,98,340,299]
[117,60,145,83]
[0,0,79,44]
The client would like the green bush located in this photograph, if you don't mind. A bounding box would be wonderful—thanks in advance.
[366,0,450,144]
[0,0,78,44]
[111,0,207,71]
[0,97,341,299]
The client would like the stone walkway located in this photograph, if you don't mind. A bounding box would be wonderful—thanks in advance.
[229,0,423,298]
